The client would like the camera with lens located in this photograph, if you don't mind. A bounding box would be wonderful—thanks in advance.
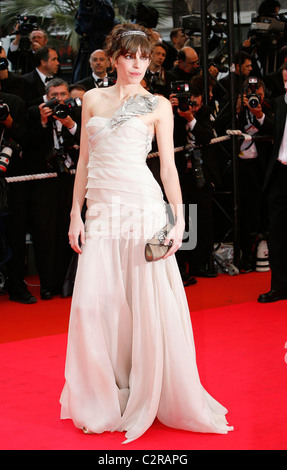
[0,57,9,71]
[170,81,191,111]
[250,14,287,37]
[16,15,38,35]
[44,97,82,119]
[246,77,261,108]
[181,11,226,48]
[45,146,70,175]
[14,15,38,52]
[146,73,166,95]
[0,138,21,174]
[0,101,10,122]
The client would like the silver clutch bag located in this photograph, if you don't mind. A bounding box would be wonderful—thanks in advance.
[145,223,173,262]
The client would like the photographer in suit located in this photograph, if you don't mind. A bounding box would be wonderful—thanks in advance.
[258,89,287,302]
[264,58,287,100]
[8,21,48,75]
[215,77,274,272]
[213,51,253,109]
[22,78,81,300]
[0,45,27,99]
[22,46,60,107]
[0,87,31,302]
[166,46,200,84]
[142,42,169,97]
[170,80,217,281]
[75,49,115,91]
[162,28,189,71]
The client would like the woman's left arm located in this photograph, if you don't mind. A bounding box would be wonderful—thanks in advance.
[154,96,185,257]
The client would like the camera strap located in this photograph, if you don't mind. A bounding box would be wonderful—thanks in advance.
[52,121,64,148]
[0,129,4,147]
[239,110,259,152]
[52,121,73,168]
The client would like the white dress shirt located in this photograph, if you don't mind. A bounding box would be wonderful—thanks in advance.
[278,114,287,164]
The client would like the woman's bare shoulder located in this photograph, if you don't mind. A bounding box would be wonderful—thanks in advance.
[82,87,115,117]
[154,94,173,120]
[83,87,103,106]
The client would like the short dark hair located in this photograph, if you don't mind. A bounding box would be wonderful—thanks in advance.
[189,75,205,98]
[153,41,167,53]
[235,51,252,66]
[69,83,87,92]
[45,78,69,93]
[170,28,184,42]
[33,46,57,67]
[258,0,280,15]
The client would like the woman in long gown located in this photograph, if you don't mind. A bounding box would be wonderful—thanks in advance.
[60,23,233,443]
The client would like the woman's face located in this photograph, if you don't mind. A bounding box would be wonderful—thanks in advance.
[115,48,150,84]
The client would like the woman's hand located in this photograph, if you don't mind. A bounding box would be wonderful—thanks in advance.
[163,218,185,259]
[68,212,85,254]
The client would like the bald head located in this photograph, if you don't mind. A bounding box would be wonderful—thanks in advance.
[89,49,110,78]
[178,46,199,74]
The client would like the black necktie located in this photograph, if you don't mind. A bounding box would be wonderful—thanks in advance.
[95,79,103,87]
[45,76,53,83]
[147,71,159,78]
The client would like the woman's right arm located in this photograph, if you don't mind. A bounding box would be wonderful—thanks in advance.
[68,92,92,254]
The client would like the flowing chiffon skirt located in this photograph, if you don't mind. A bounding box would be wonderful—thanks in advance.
[60,232,233,443]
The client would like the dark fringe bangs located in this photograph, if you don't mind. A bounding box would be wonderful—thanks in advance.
[117,35,152,59]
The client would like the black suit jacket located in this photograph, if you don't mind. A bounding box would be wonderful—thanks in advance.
[263,94,287,191]
[162,42,178,71]
[264,68,285,100]
[213,74,246,106]
[24,105,82,174]
[215,98,274,174]
[0,92,28,176]
[22,69,46,107]
[173,105,219,186]
[75,75,95,91]
[0,72,27,101]
[75,73,117,91]
[7,48,35,75]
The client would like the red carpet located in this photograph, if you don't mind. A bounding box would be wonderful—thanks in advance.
[1,271,287,450]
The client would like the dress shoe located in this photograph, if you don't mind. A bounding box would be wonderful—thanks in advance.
[9,289,37,304]
[180,272,197,287]
[183,275,197,287]
[40,289,54,300]
[239,262,254,274]
[257,289,287,303]
[189,267,218,278]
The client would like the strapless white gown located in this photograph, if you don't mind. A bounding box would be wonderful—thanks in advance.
[60,94,233,443]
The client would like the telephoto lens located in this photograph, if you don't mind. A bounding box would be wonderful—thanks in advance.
[0,146,13,173]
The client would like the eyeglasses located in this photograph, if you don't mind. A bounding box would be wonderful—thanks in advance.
[185,60,199,66]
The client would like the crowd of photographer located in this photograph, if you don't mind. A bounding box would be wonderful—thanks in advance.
[1,0,287,302]
[0,35,83,303]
